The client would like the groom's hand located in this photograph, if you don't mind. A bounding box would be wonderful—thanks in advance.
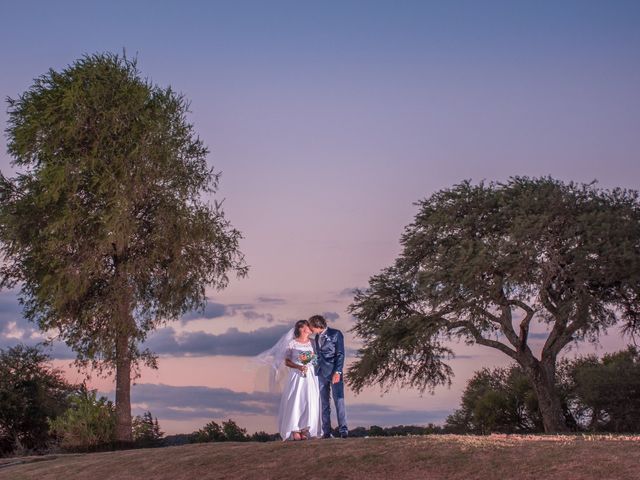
[332,372,341,384]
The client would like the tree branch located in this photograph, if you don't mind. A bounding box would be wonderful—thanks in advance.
[544,302,589,358]
[509,300,536,351]
[491,282,524,352]
[540,282,559,316]
[542,314,567,359]
[449,320,518,360]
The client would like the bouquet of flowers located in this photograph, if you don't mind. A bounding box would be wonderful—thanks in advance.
[298,351,317,377]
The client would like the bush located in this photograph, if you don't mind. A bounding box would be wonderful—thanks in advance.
[445,347,640,434]
[132,411,164,448]
[192,421,225,443]
[368,425,387,437]
[561,347,640,433]
[249,431,277,442]
[0,344,76,456]
[48,387,116,451]
[192,419,249,442]
[444,365,545,434]
[222,419,248,442]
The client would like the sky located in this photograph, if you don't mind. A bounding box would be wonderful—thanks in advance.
[1,0,639,435]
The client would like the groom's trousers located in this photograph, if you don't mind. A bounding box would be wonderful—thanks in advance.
[318,375,348,436]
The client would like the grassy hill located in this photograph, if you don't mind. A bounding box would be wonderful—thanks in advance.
[1,434,639,480]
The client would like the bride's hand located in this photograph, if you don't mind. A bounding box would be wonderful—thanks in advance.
[299,365,308,374]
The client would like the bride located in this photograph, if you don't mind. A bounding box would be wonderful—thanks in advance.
[255,319,321,441]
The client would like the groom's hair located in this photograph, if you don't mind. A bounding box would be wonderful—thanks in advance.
[308,315,327,329]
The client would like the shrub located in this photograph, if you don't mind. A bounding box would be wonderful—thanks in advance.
[0,344,76,456]
[192,421,225,443]
[132,411,164,448]
[48,387,116,451]
[192,419,249,442]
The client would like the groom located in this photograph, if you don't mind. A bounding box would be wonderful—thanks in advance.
[308,314,348,439]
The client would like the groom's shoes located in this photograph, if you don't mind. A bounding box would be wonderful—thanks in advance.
[321,432,348,439]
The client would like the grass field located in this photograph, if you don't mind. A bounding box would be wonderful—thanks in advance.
[1,434,639,480]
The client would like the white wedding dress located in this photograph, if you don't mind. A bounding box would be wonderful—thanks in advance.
[277,339,322,441]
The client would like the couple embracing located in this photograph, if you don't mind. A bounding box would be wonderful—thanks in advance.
[258,315,348,441]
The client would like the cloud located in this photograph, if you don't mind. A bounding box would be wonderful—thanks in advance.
[322,311,340,322]
[238,309,274,323]
[256,297,286,305]
[181,301,279,324]
[0,291,75,360]
[144,324,291,357]
[180,302,228,322]
[346,403,451,427]
[102,383,280,421]
[0,291,49,348]
[226,304,275,323]
[0,335,77,360]
[0,291,22,316]
[0,288,287,359]
[0,290,25,334]
[225,304,254,315]
[338,287,362,298]
[101,383,451,429]
[40,341,76,359]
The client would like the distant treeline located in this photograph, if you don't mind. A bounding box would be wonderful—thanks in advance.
[164,423,444,446]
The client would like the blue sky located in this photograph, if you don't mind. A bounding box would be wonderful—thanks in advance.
[1,0,639,434]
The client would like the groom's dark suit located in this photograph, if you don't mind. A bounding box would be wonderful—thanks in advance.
[314,327,348,437]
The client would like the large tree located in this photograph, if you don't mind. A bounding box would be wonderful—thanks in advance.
[347,177,640,432]
[0,53,247,444]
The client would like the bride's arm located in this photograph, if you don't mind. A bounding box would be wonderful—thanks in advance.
[285,358,306,373]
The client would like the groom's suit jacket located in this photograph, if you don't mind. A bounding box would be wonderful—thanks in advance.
[314,327,345,379]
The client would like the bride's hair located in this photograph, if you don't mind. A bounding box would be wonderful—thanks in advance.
[294,319,309,338]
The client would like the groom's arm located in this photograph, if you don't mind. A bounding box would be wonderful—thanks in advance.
[332,331,345,382]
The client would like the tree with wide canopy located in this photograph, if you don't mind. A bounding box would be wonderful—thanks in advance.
[347,177,640,432]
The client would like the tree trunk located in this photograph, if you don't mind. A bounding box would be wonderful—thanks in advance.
[114,331,133,445]
[526,359,569,433]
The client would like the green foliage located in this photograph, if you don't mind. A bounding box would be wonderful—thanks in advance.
[163,433,195,446]
[561,347,640,432]
[249,431,277,442]
[367,425,387,437]
[444,365,544,434]
[192,419,248,442]
[132,411,164,448]
[0,51,247,373]
[48,387,116,451]
[348,177,640,431]
[222,419,249,442]
[192,421,225,443]
[0,344,76,456]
